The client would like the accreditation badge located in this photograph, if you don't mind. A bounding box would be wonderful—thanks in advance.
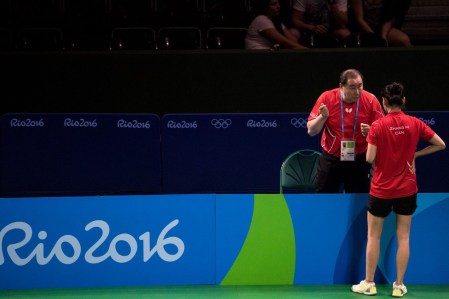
[340,138,355,161]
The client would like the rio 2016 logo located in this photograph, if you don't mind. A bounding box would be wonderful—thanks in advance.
[0,220,184,266]
[64,118,98,128]
[246,119,277,128]
[117,119,151,129]
[167,120,198,129]
[9,118,45,127]
[419,117,436,126]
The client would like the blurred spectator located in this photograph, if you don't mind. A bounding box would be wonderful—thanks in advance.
[291,0,351,48]
[349,0,412,47]
[278,0,295,28]
[245,0,307,49]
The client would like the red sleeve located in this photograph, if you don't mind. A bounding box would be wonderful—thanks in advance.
[308,92,327,121]
[370,95,384,124]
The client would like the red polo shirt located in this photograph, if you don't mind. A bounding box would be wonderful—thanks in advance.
[367,111,436,198]
[308,88,384,157]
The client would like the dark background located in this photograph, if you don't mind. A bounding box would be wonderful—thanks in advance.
[2,47,449,116]
[1,0,449,116]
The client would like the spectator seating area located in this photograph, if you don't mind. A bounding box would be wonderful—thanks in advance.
[401,0,449,45]
[0,0,448,51]
[0,0,253,50]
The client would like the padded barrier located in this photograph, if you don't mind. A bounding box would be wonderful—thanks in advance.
[161,113,319,193]
[0,113,161,197]
[1,193,449,289]
[407,112,449,192]
[1,112,448,196]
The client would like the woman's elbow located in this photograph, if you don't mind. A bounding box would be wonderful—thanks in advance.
[366,153,375,164]
[307,127,319,136]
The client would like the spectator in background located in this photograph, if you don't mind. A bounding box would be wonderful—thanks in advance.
[278,0,296,29]
[245,0,307,49]
[291,0,351,48]
[349,0,412,47]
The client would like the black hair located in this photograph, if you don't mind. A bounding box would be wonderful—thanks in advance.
[253,0,284,33]
[382,82,405,107]
[339,69,363,85]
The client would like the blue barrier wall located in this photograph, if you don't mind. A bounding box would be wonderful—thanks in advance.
[161,113,319,193]
[216,193,449,285]
[1,112,447,196]
[407,112,449,192]
[0,113,161,196]
[0,195,216,289]
[1,193,448,290]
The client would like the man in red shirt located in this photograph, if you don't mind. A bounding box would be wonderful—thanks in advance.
[307,68,384,193]
[352,82,446,297]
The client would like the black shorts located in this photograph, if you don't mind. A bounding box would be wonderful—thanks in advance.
[367,194,417,218]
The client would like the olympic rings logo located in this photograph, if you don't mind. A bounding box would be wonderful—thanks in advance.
[290,118,307,128]
[211,119,232,129]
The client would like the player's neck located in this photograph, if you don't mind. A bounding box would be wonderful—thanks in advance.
[387,107,402,113]
[342,97,357,104]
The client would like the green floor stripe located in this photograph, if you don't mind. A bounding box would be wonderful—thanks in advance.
[221,194,295,285]
[2,285,449,299]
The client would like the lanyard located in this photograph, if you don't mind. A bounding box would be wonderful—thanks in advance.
[340,90,359,139]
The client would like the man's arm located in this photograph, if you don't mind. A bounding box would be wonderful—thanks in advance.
[307,103,329,136]
[292,9,329,34]
[260,28,306,49]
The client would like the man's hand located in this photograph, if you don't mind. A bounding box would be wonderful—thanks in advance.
[361,123,370,137]
[319,103,329,118]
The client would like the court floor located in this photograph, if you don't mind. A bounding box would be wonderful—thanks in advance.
[1,284,449,299]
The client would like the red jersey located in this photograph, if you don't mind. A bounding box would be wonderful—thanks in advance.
[367,111,436,199]
[308,88,384,157]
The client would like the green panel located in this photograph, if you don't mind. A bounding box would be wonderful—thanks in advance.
[221,194,295,285]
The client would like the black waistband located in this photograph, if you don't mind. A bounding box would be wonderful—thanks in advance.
[321,149,367,160]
